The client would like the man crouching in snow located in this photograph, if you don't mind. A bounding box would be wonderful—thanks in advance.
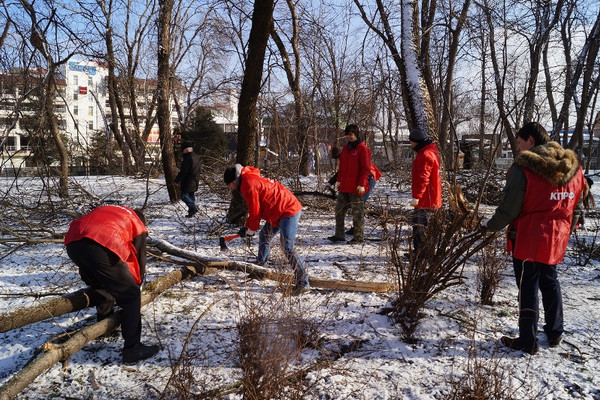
[64,205,159,363]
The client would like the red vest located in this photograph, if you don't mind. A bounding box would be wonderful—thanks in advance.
[64,205,148,284]
[510,167,584,265]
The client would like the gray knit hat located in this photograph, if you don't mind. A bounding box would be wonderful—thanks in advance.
[409,127,429,142]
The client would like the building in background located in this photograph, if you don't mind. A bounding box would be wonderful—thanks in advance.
[0,59,184,176]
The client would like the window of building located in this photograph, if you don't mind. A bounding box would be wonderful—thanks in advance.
[73,91,78,101]
[20,136,30,151]
[88,106,93,116]
[88,76,93,87]
[4,136,16,151]
[74,105,78,115]
[88,121,94,131]
[73,74,78,86]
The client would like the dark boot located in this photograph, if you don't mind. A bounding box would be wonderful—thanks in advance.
[500,336,538,355]
[122,343,160,364]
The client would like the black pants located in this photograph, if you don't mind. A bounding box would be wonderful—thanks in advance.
[513,258,564,347]
[411,208,432,253]
[66,238,142,349]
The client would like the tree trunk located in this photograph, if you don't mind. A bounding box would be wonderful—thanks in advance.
[105,26,134,173]
[157,0,179,202]
[227,0,275,223]
[147,238,395,292]
[0,288,95,333]
[236,0,274,166]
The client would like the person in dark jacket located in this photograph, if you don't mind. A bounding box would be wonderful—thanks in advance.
[409,127,442,254]
[175,143,202,217]
[64,205,159,364]
[482,122,585,355]
[327,124,374,244]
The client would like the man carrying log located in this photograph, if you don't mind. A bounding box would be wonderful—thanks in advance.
[64,205,159,364]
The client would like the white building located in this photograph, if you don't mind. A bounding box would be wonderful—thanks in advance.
[0,58,181,175]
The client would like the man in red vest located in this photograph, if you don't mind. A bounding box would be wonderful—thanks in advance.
[65,205,159,363]
[483,122,584,355]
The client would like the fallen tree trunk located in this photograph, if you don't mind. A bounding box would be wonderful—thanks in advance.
[0,288,96,333]
[1,237,393,334]
[147,237,395,293]
[0,264,203,400]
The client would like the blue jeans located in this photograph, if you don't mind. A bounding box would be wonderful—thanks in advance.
[363,174,376,202]
[181,192,198,215]
[257,211,309,287]
[512,258,563,347]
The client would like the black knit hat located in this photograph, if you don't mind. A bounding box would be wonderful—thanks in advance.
[224,164,243,184]
[224,167,237,184]
[409,127,429,142]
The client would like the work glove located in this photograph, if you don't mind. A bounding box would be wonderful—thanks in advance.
[357,186,366,195]
[238,226,255,238]
[410,198,419,207]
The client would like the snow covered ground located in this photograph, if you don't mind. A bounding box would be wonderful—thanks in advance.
[0,173,599,399]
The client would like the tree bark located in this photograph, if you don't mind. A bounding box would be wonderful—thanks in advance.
[157,0,179,202]
[0,288,95,333]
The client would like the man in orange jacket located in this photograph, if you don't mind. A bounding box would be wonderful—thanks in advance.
[224,165,309,294]
[409,127,442,254]
[64,205,159,363]
[327,148,382,236]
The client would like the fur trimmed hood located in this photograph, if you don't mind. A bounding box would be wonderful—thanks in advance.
[515,141,580,186]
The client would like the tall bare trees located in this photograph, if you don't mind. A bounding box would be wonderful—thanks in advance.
[1,0,599,183]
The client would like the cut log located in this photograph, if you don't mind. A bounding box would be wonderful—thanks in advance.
[0,288,95,333]
[147,237,395,293]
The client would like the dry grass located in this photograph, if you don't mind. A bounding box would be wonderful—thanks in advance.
[476,237,506,305]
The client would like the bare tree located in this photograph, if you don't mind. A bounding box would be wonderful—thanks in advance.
[157,0,178,202]
[271,0,310,176]
[236,0,275,167]
[354,0,436,142]
[12,0,82,197]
